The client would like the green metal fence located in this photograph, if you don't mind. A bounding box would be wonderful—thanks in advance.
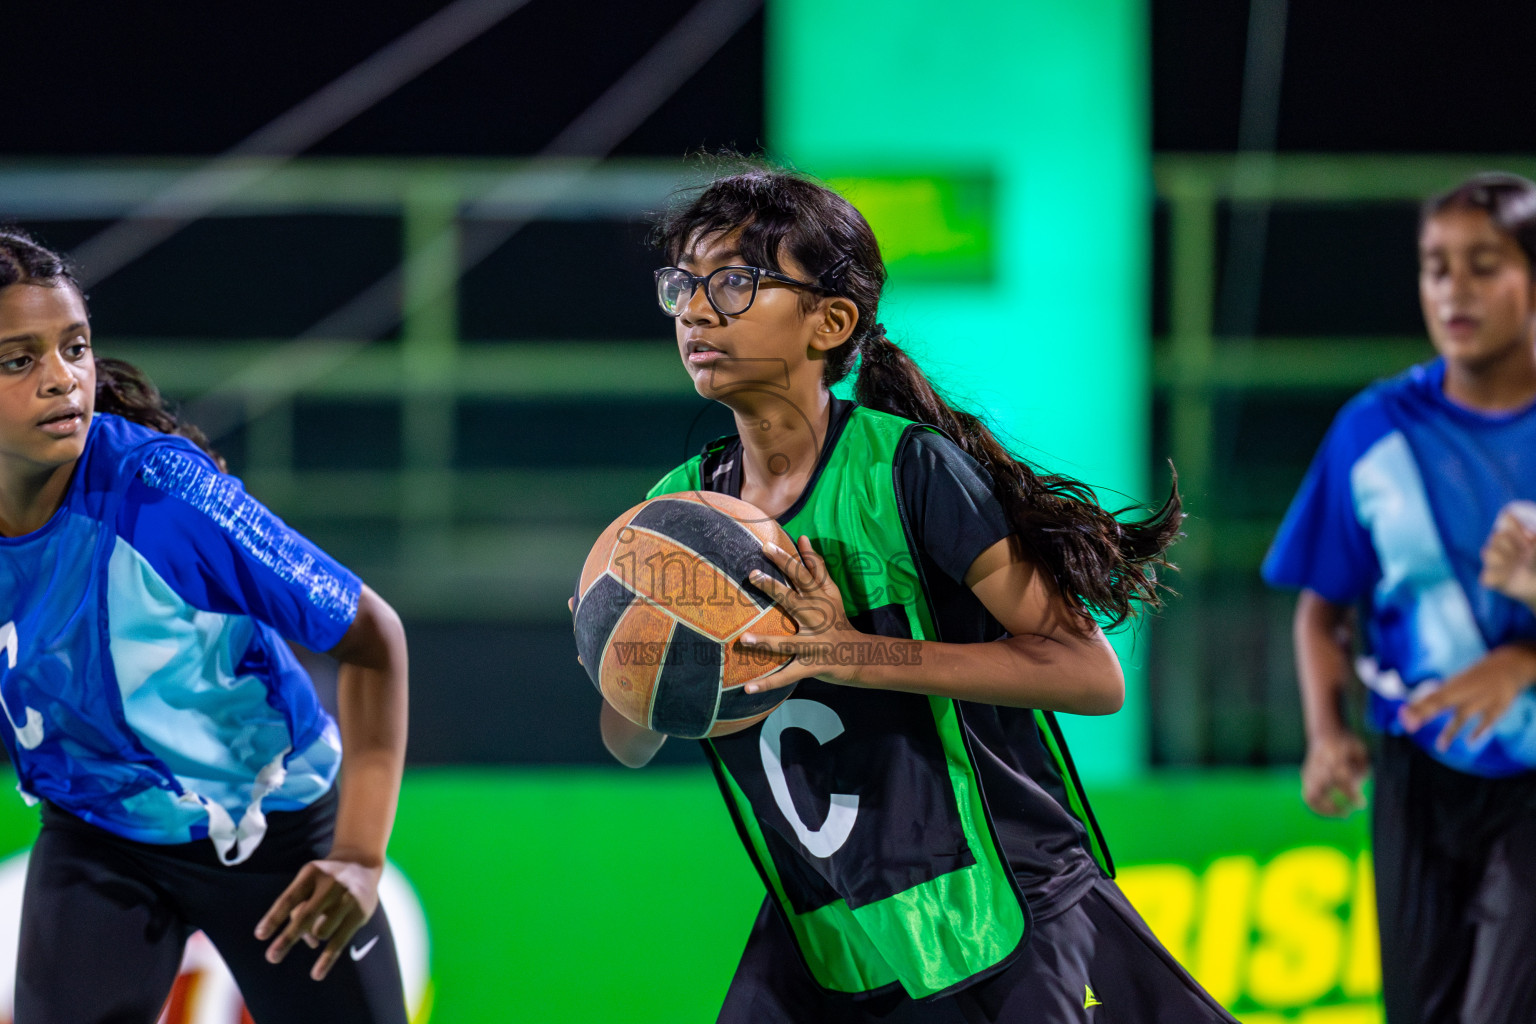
[5,159,697,618]
[1145,154,1536,763]
[4,154,1509,763]
[1154,153,1536,570]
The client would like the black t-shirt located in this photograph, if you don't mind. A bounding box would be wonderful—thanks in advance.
[699,399,1102,921]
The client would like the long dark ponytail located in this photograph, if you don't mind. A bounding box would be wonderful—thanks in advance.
[657,165,1182,628]
[853,333,1181,628]
[0,229,222,465]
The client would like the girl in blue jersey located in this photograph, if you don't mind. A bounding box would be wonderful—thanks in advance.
[583,167,1234,1023]
[1265,173,1536,1023]
[0,230,409,1022]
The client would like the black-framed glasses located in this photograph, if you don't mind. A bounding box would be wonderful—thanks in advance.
[654,265,820,318]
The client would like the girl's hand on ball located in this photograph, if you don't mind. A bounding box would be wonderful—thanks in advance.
[741,536,869,690]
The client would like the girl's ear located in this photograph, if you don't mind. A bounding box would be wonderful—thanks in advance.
[809,296,859,353]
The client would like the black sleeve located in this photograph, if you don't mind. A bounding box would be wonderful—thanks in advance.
[896,429,1014,585]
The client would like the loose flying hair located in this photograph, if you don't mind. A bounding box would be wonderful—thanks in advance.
[655,164,1183,628]
[1422,172,1536,267]
[0,229,221,464]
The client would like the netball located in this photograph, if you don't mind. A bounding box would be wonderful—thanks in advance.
[573,493,800,738]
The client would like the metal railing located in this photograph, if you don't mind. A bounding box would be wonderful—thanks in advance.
[5,153,1513,623]
[1154,153,1536,571]
[5,159,699,617]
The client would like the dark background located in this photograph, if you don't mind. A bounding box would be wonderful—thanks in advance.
[8,1,1533,157]
[1153,0,1536,153]
[6,0,1534,766]
[4,1,764,158]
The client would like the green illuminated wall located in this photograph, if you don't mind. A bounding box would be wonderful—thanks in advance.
[769,0,1154,779]
[0,770,1378,1022]
[392,772,1380,1023]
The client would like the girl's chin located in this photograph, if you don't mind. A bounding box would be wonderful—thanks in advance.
[11,443,87,475]
[1434,339,1535,378]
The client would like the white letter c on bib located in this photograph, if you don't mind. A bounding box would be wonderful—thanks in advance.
[758,699,858,859]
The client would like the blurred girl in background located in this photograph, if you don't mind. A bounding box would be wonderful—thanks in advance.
[1266,173,1536,1022]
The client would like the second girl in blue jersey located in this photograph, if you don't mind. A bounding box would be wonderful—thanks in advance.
[1266,174,1536,1023]
[0,231,410,1022]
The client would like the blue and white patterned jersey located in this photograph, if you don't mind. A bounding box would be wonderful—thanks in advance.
[1264,358,1536,776]
[0,413,358,860]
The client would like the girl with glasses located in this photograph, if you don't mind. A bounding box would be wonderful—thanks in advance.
[594,166,1233,1023]
[1266,173,1536,1022]
[0,230,410,1022]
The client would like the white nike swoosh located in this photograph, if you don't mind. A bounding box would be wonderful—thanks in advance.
[349,935,380,961]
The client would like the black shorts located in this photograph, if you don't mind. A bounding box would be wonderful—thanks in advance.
[15,789,408,1024]
[718,877,1237,1024]
[1371,734,1536,1024]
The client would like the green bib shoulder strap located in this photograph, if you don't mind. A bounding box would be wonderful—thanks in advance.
[646,449,708,499]
[708,407,1026,998]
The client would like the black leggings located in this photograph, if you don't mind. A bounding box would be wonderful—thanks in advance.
[15,792,408,1024]
[1372,735,1536,1024]
[719,877,1236,1024]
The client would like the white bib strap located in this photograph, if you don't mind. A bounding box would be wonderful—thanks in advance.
[191,749,290,866]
